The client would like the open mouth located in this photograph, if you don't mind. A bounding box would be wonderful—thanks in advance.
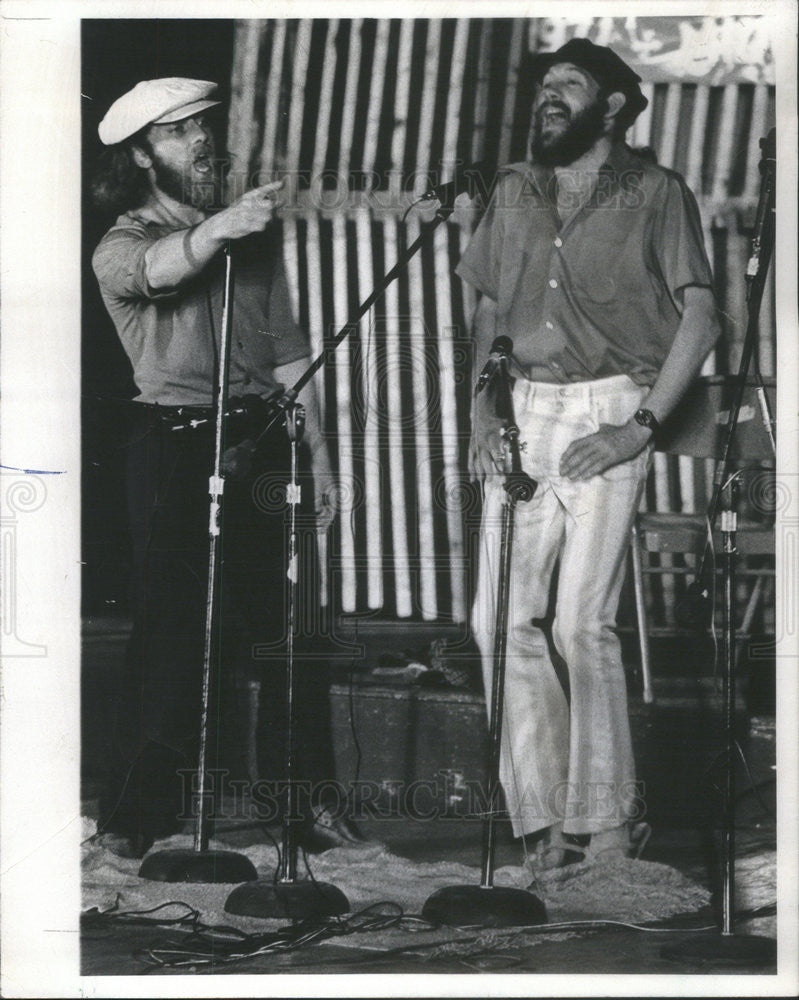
[541,106,569,126]
[193,155,213,175]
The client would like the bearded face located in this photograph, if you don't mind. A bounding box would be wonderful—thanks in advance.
[149,150,221,210]
[141,116,222,210]
[530,91,611,167]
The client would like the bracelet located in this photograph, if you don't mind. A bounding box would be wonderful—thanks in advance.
[182,228,201,270]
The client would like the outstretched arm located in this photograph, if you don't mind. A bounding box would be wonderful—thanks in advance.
[143,181,285,290]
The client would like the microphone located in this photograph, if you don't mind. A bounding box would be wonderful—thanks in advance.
[476,336,513,393]
[422,161,497,216]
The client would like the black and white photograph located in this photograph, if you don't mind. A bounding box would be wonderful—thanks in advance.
[1,1,797,995]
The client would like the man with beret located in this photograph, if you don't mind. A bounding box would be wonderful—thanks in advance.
[90,78,355,857]
[457,39,720,867]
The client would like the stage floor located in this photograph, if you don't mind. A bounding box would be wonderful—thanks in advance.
[81,617,778,979]
[80,814,776,977]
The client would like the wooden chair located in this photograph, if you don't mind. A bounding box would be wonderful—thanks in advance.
[630,376,776,703]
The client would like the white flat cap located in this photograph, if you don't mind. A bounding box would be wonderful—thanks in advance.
[98,77,220,145]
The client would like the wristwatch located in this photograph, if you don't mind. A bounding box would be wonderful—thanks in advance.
[633,408,660,433]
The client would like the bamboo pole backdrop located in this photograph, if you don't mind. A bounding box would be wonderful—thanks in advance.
[225,18,777,630]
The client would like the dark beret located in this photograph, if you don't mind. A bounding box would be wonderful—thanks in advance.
[530,38,648,121]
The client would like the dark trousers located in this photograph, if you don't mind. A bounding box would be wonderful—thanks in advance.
[100,410,333,844]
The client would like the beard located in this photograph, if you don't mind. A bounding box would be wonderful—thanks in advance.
[151,150,221,210]
[530,95,609,167]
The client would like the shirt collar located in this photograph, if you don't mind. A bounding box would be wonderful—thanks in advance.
[504,143,644,195]
[502,143,645,228]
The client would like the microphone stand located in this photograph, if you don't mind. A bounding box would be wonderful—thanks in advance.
[677,129,776,628]
[422,343,546,928]
[136,176,487,894]
[218,181,494,916]
[225,403,349,919]
[139,246,258,883]
[661,133,777,965]
[662,476,776,965]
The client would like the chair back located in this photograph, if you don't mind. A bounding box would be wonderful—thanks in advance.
[655,375,775,461]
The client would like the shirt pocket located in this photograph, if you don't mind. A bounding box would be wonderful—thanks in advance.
[567,233,629,304]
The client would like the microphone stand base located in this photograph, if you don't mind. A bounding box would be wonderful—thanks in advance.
[225,878,350,920]
[138,848,258,884]
[422,884,547,928]
[660,931,776,966]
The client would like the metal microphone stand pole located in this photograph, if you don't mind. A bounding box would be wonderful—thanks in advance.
[212,193,471,913]
[140,246,258,883]
[225,403,349,920]
[661,132,777,966]
[720,484,739,937]
[678,129,776,628]
[423,343,546,928]
[662,477,775,964]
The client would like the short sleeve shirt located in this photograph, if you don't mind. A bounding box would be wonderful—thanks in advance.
[92,199,310,405]
[456,143,714,385]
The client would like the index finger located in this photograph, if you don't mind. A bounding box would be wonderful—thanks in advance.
[252,180,285,196]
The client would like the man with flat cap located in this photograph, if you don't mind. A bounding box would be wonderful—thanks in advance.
[457,39,720,867]
[90,78,358,856]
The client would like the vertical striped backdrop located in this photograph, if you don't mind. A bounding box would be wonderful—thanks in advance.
[225,18,776,629]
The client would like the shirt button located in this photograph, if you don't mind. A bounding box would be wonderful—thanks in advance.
[553,237,563,248]
[545,321,554,330]
[548,278,558,289]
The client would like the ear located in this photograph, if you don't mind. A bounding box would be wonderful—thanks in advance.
[605,91,627,124]
[131,145,152,169]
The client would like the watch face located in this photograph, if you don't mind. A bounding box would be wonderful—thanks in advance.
[635,409,656,428]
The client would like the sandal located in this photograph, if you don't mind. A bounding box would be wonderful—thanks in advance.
[584,821,652,864]
[528,821,652,875]
[528,825,589,872]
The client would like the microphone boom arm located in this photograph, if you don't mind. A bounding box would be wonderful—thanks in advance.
[251,207,454,447]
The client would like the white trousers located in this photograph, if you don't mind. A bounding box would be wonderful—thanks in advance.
[473,375,651,837]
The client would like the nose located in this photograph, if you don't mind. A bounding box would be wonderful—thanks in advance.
[188,117,212,144]
[539,81,563,103]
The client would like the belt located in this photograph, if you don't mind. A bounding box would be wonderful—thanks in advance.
[134,391,285,436]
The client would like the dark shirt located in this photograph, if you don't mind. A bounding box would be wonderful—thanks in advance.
[456,143,714,385]
[93,197,309,405]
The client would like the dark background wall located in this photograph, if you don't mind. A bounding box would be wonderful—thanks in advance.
[82,20,234,614]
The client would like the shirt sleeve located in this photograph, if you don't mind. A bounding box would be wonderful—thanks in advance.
[92,224,178,302]
[455,185,504,301]
[652,174,714,298]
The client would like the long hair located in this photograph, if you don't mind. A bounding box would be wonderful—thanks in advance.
[90,131,152,215]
